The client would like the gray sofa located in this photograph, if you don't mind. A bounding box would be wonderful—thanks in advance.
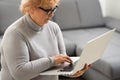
[53,0,120,80]
[0,0,120,80]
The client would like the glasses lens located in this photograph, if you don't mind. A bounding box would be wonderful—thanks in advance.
[48,6,58,15]
[39,6,58,15]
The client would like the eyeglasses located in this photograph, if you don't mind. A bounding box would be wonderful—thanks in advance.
[38,6,58,15]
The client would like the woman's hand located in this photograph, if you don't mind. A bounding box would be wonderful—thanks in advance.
[53,54,72,64]
[71,64,91,78]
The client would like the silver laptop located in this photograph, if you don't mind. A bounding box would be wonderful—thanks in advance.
[40,29,115,76]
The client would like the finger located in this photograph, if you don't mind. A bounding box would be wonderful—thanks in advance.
[65,56,73,63]
[63,58,72,63]
[61,55,72,63]
[88,64,92,67]
[71,64,91,78]
[72,71,84,78]
[63,57,72,64]
[81,64,86,71]
[81,64,89,71]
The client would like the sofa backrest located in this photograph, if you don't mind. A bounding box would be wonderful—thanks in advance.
[53,0,105,30]
[0,1,22,35]
[53,0,81,30]
[1,0,20,3]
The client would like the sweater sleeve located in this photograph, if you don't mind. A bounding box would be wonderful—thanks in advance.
[55,24,67,55]
[2,30,54,80]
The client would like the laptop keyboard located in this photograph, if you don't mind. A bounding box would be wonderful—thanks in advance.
[60,60,78,72]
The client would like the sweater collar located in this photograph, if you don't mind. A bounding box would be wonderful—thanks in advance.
[25,14,43,32]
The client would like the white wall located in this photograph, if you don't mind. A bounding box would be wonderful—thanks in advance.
[100,0,120,19]
[105,0,120,19]
[99,0,106,16]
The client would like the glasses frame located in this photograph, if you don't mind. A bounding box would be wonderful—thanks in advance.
[38,6,58,15]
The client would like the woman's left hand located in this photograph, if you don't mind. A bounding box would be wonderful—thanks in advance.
[71,64,91,78]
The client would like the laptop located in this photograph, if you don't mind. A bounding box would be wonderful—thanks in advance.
[40,29,115,76]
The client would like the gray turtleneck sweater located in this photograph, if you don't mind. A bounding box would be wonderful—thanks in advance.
[0,14,66,80]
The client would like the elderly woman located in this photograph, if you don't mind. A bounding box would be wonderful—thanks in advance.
[0,0,90,80]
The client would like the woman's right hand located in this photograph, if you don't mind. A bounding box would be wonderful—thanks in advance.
[53,54,72,64]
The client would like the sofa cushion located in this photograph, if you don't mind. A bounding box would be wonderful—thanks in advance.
[3,0,20,3]
[0,1,22,35]
[63,27,120,79]
[92,54,120,79]
[64,38,76,56]
[105,17,120,33]
[76,0,105,27]
[54,0,81,30]
[83,68,110,80]
[92,32,120,79]
[63,27,110,56]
